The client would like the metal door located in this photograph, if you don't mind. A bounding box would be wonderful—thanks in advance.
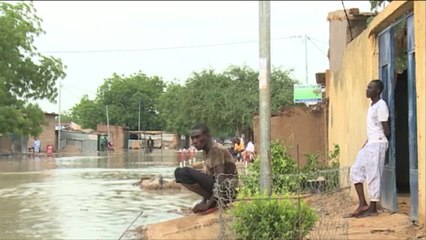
[379,28,397,212]
[406,14,418,221]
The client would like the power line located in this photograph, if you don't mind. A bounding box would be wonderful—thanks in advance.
[62,83,97,95]
[306,36,328,58]
[307,36,328,45]
[38,36,298,54]
[62,87,85,99]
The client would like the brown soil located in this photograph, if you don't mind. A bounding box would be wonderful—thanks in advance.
[129,189,425,240]
[127,163,425,239]
[129,210,424,240]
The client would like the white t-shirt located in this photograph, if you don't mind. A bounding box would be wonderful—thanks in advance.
[245,141,255,153]
[367,99,389,143]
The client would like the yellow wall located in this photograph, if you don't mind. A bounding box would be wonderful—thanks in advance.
[328,0,425,224]
[328,30,378,168]
[414,0,426,225]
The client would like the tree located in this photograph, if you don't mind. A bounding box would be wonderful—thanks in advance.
[59,110,74,123]
[369,0,390,11]
[70,95,103,129]
[157,83,192,135]
[71,72,165,130]
[184,69,235,137]
[0,2,66,136]
[157,65,297,138]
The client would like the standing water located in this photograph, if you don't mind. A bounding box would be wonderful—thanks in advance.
[0,150,200,240]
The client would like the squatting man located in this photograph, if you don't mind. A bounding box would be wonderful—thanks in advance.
[174,124,238,214]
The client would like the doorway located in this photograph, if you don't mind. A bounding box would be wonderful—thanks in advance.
[395,69,411,215]
[379,13,418,221]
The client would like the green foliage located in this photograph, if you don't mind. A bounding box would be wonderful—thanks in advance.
[157,83,192,135]
[70,95,103,129]
[369,0,389,11]
[58,110,74,123]
[238,141,299,195]
[231,193,318,240]
[0,2,66,135]
[157,65,297,137]
[71,72,165,130]
[328,143,340,168]
[69,64,296,135]
[238,142,341,195]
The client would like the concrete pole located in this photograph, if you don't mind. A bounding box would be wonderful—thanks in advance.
[57,78,62,154]
[138,100,141,139]
[259,0,272,196]
[305,35,309,84]
[106,105,110,139]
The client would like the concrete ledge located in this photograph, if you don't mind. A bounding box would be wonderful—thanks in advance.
[144,212,219,240]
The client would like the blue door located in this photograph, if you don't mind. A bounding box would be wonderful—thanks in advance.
[379,28,397,212]
[406,14,418,221]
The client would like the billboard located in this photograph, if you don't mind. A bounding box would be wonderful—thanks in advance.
[293,84,323,103]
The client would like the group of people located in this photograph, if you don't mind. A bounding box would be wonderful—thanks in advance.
[230,137,255,162]
[173,79,390,218]
[30,137,55,159]
[100,136,115,152]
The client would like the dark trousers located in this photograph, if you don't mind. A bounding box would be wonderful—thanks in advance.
[174,167,236,204]
[174,167,215,195]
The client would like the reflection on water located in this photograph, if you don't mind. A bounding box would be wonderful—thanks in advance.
[0,150,201,240]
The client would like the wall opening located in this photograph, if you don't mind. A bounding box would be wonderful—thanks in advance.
[390,17,414,216]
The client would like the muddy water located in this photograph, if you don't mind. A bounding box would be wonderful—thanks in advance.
[0,150,200,240]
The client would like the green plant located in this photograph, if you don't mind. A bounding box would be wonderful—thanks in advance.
[238,142,342,195]
[328,144,340,168]
[231,193,318,240]
[238,141,299,195]
[302,153,321,173]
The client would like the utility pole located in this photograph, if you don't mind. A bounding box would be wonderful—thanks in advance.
[138,101,141,140]
[259,0,272,196]
[106,105,110,139]
[304,34,309,84]
[57,79,62,154]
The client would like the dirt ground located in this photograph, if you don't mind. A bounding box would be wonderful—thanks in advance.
[127,190,424,240]
[305,188,425,240]
[129,209,424,240]
[126,163,425,240]
[126,188,426,240]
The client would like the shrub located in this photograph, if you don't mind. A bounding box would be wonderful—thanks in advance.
[238,141,300,195]
[238,142,341,195]
[231,193,318,240]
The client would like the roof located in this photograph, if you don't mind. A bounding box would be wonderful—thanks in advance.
[44,112,58,116]
[129,130,164,135]
[327,8,376,21]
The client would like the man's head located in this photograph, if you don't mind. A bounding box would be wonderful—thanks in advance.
[190,123,211,150]
[366,79,384,98]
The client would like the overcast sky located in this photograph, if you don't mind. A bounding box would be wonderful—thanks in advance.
[30,1,372,113]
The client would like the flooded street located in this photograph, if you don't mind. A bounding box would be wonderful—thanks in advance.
[0,150,199,240]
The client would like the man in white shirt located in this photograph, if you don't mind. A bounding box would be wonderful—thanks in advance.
[242,139,255,162]
[347,80,390,218]
[32,137,41,157]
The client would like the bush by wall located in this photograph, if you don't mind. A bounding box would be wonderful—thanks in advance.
[231,193,318,240]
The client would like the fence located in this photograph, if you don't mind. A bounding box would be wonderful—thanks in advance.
[214,167,352,240]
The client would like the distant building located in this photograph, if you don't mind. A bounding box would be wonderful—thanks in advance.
[0,112,57,154]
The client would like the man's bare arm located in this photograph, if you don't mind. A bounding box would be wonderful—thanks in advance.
[381,121,390,137]
[213,165,226,184]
